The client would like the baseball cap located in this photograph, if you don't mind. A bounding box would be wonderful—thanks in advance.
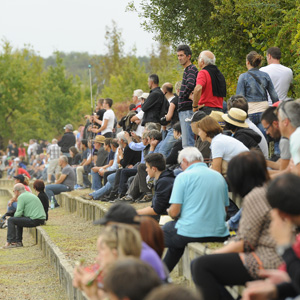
[185,111,207,123]
[13,175,25,183]
[94,203,140,225]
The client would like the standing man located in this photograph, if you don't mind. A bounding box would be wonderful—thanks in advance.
[177,45,198,148]
[45,155,76,207]
[260,47,293,103]
[132,89,144,112]
[3,183,46,249]
[58,124,76,160]
[92,98,116,138]
[47,139,61,183]
[193,50,226,115]
[142,74,164,127]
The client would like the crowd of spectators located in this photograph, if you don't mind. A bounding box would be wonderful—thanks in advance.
[1,45,300,300]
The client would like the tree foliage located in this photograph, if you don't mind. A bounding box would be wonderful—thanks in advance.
[129,0,300,96]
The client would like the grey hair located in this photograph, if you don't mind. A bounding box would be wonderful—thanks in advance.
[60,155,68,164]
[178,147,204,164]
[279,101,300,128]
[52,138,58,143]
[117,131,128,143]
[199,51,216,65]
[14,183,26,194]
[145,123,159,131]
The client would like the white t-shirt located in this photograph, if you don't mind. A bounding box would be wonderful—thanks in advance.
[211,133,249,161]
[133,111,145,137]
[245,118,269,159]
[290,127,300,165]
[260,64,293,104]
[101,109,115,135]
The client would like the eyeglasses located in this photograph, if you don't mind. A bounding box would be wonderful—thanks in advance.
[264,123,272,132]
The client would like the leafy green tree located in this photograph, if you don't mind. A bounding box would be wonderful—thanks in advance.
[128,0,300,97]
[39,53,84,138]
[0,41,43,144]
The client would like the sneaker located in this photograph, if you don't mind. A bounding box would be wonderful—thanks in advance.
[104,191,119,201]
[74,184,85,190]
[1,220,8,229]
[3,242,23,249]
[118,195,134,203]
[136,193,153,203]
[54,203,60,208]
[80,194,93,200]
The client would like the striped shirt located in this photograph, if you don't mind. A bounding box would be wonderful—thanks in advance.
[178,64,198,112]
[47,143,61,160]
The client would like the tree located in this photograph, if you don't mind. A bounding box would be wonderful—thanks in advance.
[128,0,300,97]
[0,41,43,144]
[39,53,84,138]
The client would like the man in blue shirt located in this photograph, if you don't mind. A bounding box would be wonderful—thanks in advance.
[163,147,230,272]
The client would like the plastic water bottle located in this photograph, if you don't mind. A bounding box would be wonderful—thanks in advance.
[50,196,55,209]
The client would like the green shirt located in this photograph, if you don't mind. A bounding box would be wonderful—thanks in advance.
[14,191,46,220]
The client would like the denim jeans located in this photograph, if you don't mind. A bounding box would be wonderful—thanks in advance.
[91,169,102,191]
[159,128,177,157]
[7,201,18,212]
[91,172,115,199]
[249,112,266,138]
[7,217,44,243]
[45,184,70,205]
[163,221,228,272]
[227,209,242,230]
[178,110,195,148]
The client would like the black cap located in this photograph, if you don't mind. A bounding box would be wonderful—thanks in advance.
[13,175,25,183]
[185,111,207,123]
[94,202,140,225]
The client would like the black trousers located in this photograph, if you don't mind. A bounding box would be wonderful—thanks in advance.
[191,253,253,300]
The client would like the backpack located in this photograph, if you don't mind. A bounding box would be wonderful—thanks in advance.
[122,110,139,132]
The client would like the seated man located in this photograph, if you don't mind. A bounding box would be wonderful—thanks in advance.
[163,147,229,272]
[3,183,46,249]
[119,130,162,203]
[137,153,175,220]
[45,155,75,207]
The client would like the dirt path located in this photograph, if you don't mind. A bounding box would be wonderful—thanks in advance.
[0,193,68,300]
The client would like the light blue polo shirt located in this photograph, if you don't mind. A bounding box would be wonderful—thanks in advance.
[170,162,229,238]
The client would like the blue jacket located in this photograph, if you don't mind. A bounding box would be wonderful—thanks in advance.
[236,68,279,103]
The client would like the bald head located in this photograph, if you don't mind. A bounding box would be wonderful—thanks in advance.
[161,82,173,95]
[199,50,216,67]
[14,183,26,195]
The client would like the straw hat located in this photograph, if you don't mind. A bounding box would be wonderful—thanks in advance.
[209,111,225,125]
[222,108,249,128]
[92,135,106,144]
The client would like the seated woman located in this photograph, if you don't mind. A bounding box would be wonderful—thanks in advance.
[33,180,49,221]
[222,107,262,150]
[197,116,248,175]
[69,146,81,167]
[191,150,283,300]
[73,224,142,298]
